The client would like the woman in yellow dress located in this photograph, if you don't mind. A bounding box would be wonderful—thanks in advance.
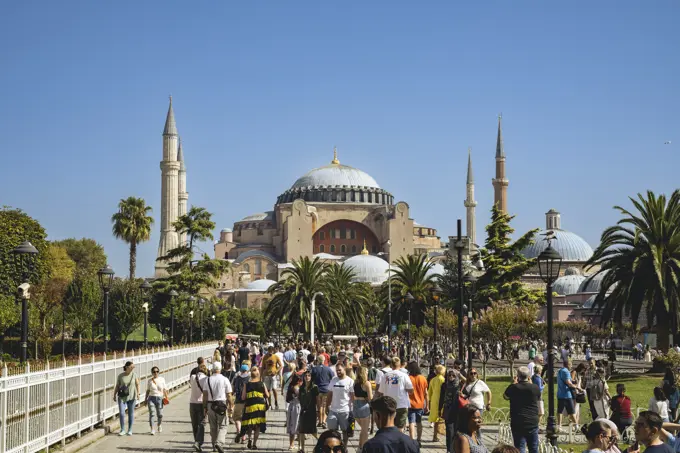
[427,364,446,442]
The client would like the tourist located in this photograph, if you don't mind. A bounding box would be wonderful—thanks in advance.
[580,420,615,453]
[454,405,489,453]
[663,367,680,422]
[263,345,283,410]
[557,359,579,429]
[591,368,611,420]
[326,363,354,445]
[313,430,346,453]
[113,361,140,436]
[571,362,587,424]
[353,365,374,450]
[610,384,634,440]
[213,348,222,365]
[299,370,320,452]
[650,387,671,422]
[240,365,269,449]
[286,374,303,451]
[363,395,419,453]
[312,355,334,429]
[282,362,298,412]
[284,344,297,370]
[633,411,673,453]
[190,362,209,452]
[503,366,541,453]
[231,364,251,444]
[407,361,427,445]
[238,339,250,368]
[376,357,413,429]
[596,418,622,453]
[191,357,206,376]
[584,358,598,419]
[442,363,466,453]
[376,356,392,392]
[492,446,520,453]
[464,368,492,416]
[531,365,545,426]
[145,366,169,435]
[428,364,446,443]
[203,362,232,453]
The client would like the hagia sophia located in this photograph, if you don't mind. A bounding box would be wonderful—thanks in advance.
[154,98,611,319]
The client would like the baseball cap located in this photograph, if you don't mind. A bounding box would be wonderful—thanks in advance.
[240,364,250,372]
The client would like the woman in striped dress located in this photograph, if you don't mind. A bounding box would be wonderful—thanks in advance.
[240,366,269,449]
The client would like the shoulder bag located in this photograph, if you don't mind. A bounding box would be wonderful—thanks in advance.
[208,377,228,416]
[117,373,132,399]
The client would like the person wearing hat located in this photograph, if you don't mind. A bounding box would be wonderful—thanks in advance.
[231,364,251,444]
[203,362,232,453]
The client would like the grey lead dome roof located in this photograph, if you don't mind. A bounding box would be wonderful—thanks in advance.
[291,164,380,190]
[521,230,594,262]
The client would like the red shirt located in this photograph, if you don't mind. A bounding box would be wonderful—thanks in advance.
[611,395,632,418]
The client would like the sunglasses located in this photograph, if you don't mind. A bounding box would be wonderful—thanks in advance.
[322,446,346,453]
[152,370,159,373]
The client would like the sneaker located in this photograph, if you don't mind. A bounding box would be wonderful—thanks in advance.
[126,431,133,436]
[118,430,126,436]
[151,430,156,436]
[193,442,202,452]
[234,433,241,443]
[158,425,163,433]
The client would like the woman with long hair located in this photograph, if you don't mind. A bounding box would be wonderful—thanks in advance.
[649,387,670,422]
[454,405,489,453]
[662,367,679,422]
[286,374,302,451]
[579,420,614,453]
[240,366,269,449]
[427,364,446,443]
[213,348,222,365]
[299,370,320,451]
[352,365,373,450]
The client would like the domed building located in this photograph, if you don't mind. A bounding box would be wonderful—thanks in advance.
[342,244,393,285]
[552,267,587,296]
[522,209,594,264]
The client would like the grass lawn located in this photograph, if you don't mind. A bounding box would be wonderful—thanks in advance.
[127,325,163,342]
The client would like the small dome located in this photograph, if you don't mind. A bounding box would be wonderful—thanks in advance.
[522,230,594,262]
[564,267,581,276]
[221,228,232,233]
[240,211,274,222]
[553,273,586,296]
[578,270,614,294]
[582,294,597,309]
[342,254,390,284]
[245,279,277,291]
[291,164,380,190]
[426,263,445,279]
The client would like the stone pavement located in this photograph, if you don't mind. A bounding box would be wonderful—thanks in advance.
[77,388,501,452]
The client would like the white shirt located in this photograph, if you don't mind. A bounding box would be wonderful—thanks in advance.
[190,373,207,404]
[376,367,391,391]
[379,369,413,409]
[527,361,535,376]
[275,352,284,373]
[329,376,354,413]
[648,398,669,420]
[147,375,167,398]
[205,373,232,402]
[464,379,490,409]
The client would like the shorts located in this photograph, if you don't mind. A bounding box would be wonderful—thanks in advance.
[538,400,545,415]
[317,392,328,405]
[408,408,424,424]
[233,403,245,422]
[327,411,350,431]
[558,398,575,415]
[353,399,370,419]
[395,408,408,429]
[263,375,280,391]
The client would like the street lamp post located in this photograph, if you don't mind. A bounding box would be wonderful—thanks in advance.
[12,241,39,364]
[464,272,477,373]
[212,314,216,340]
[140,281,152,350]
[454,219,465,360]
[405,293,414,361]
[430,283,443,360]
[168,290,178,347]
[97,265,115,356]
[311,292,324,345]
[379,241,393,352]
[199,298,206,341]
[538,238,563,447]
[189,310,194,344]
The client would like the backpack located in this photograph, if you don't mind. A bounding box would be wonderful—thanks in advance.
[367,367,378,382]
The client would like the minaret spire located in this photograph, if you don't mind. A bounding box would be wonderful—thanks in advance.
[331,146,340,165]
[163,95,178,136]
[492,114,509,213]
[464,147,477,247]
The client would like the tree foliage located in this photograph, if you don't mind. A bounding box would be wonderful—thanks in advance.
[52,238,107,279]
[111,197,154,280]
[109,279,145,351]
[388,254,437,326]
[585,190,680,351]
[64,276,101,339]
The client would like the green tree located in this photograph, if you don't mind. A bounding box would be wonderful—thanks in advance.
[63,276,101,339]
[322,264,374,335]
[585,190,680,351]
[109,279,145,351]
[53,238,107,279]
[240,308,266,337]
[474,205,542,308]
[389,254,437,326]
[111,197,154,280]
[0,207,50,355]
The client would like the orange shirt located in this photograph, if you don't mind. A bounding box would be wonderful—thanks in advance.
[409,375,428,409]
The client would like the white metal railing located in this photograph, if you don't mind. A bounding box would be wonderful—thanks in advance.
[497,421,636,449]
[0,343,215,453]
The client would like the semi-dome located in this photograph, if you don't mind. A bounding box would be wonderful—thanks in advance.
[426,263,445,279]
[342,253,390,284]
[233,249,280,265]
[521,210,594,262]
[578,270,613,294]
[245,279,277,291]
[553,273,586,296]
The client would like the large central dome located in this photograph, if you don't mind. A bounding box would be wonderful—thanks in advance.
[291,163,380,190]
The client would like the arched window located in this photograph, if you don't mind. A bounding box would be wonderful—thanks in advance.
[341,244,346,253]
[243,263,250,272]
[255,259,262,275]
[320,244,325,253]
[330,244,336,253]
[350,229,356,239]
[351,245,357,254]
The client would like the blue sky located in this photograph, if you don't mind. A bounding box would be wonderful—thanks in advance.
[1,1,678,277]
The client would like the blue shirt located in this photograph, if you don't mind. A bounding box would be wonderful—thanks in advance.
[311,365,334,393]
[557,367,572,399]
[531,374,544,393]
[363,427,419,453]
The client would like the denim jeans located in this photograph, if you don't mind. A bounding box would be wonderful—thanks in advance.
[445,423,456,453]
[148,396,164,427]
[118,399,135,432]
[511,426,539,453]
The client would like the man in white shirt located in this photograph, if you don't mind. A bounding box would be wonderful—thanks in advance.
[376,357,413,429]
[202,362,232,453]
[375,356,392,393]
[326,364,354,445]
[189,364,208,452]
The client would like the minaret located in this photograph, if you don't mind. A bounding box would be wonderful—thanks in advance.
[492,114,509,213]
[177,140,188,246]
[155,96,181,278]
[464,148,477,246]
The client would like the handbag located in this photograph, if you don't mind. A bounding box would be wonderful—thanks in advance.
[117,373,133,398]
[163,396,170,405]
[458,379,479,408]
[208,377,228,416]
[572,389,587,404]
[346,413,355,437]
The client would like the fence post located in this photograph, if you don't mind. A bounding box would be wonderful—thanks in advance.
[24,362,30,453]
[45,360,50,452]
[1,364,7,453]
[62,358,67,447]
[90,353,95,431]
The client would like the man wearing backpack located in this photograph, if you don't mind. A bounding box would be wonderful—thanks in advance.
[203,362,232,453]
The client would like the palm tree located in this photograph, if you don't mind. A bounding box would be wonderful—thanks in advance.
[265,257,342,335]
[322,263,374,334]
[585,190,680,351]
[111,197,154,279]
[389,254,437,326]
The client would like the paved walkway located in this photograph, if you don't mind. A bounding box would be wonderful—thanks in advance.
[77,388,502,452]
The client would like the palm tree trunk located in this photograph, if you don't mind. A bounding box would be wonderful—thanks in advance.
[657,316,671,352]
[129,241,136,280]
